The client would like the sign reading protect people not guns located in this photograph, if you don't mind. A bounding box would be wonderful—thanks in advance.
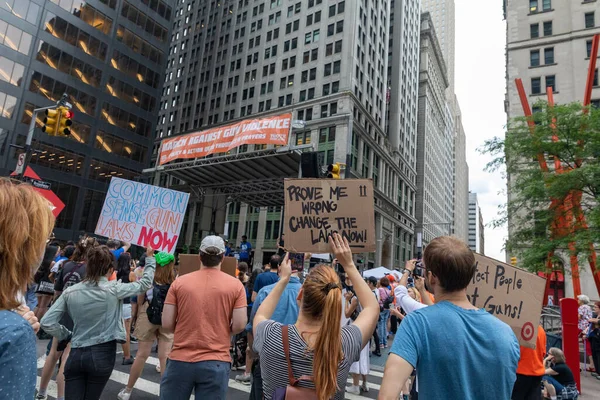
[158,113,292,165]
[467,253,546,348]
[95,178,190,254]
[283,179,375,253]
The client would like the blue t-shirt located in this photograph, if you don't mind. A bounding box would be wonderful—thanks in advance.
[111,247,125,260]
[390,301,520,400]
[247,276,302,331]
[253,271,278,294]
[239,241,252,260]
[0,310,36,400]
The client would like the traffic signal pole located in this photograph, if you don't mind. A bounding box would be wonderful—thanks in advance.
[17,104,58,180]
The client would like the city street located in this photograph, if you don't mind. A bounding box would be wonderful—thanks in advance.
[35,340,382,400]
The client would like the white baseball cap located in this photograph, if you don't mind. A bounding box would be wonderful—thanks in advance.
[200,236,226,255]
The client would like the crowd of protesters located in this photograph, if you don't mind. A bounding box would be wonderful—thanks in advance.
[1,177,599,400]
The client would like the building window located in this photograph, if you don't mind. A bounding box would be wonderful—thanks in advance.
[594,68,598,87]
[543,21,553,36]
[530,24,539,38]
[585,12,595,29]
[0,21,32,55]
[545,75,556,92]
[0,90,16,119]
[531,77,541,94]
[0,0,39,24]
[0,56,24,86]
[530,50,540,67]
[544,47,554,64]
[529,0,538,12]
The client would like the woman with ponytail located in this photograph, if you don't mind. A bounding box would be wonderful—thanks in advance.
[253,233,379,399]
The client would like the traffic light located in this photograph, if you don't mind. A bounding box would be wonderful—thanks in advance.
[57,106,73,136]
[327,163,342,179]
[42,108,58,136]
[510,256,517,266]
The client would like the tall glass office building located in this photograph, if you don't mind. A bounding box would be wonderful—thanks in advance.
[0,0,173,240]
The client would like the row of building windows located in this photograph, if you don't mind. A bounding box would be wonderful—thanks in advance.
[121,1,168,43]
[36,42,103,88]
[106,76,157,112]
[530,47,554,67]
[0,20,32,55]
[29,141,85,176]
[95,130,147,163]
[116,25,164,66]
[138,0,172,21]
[88,158,138,182]
[0,0,39,25]
[50,0,113,36]
[44,13,108,61]
[30,71,97,115]
[101,102,152,137]
[0,56,24,87]
[110,50,161,89]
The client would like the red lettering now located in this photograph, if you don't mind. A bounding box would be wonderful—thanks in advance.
[138,226,178,253]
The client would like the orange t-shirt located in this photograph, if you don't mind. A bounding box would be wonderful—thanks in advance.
[516,325,547,376]
[165,268,247,363]
[109,271,117,281]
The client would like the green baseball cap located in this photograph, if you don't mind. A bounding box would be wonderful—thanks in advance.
[155,252,175,267]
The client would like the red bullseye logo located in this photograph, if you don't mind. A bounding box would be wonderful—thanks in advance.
[521,322,535,341]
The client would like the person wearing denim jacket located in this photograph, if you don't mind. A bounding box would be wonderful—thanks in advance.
[41,245,156,400]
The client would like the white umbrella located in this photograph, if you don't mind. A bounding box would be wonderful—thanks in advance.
[362,266,393,279]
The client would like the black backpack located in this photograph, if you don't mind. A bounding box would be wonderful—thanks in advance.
[146,283,170,325]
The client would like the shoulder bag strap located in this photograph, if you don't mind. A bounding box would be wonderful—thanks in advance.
[282,325,298,386]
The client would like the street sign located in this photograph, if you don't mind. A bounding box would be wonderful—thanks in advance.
[30,179,52,190]
[10,167,65,218]
[291,119,306,129]
[15,153,25,175]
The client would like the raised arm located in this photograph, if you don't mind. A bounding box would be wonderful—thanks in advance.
[330,233,378,349]
[114,245,156,299]
[253,253,291,337]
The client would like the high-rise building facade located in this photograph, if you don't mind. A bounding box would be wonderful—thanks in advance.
[415,12,453,246]
[504,0,600,295]
[0,0,173,240]
[468,192,484,254]
[421,0,455,91]
[452,100,469,242]
[158,0,421,268]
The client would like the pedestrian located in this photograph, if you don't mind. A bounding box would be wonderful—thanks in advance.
[159,236,247,400]
[344,278,371,395]
[377,276,392,348]
[33,245,59,322]
[116,252,136,366]
[119,252,175,400]
[238,261,249,284]
[542,348,579,400]
[587,302,600,380]
[107,239,131,261]
[277,233,286,257]
[252,254,280,301]
[41,245,156,400]
[578,294,595,372]
[366,276,382,357]
[252,233,379,400]
[37,238,95,400]
[239,235,252,263]
[379,236,520,400]
[511,325,547,400]
[0,178,54,400]
[49,245,75,283]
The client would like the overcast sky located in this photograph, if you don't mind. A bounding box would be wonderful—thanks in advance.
[454,0,508,261]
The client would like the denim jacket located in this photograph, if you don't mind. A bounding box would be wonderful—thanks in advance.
[41,257,156,348]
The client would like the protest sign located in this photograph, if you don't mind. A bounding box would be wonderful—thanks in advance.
[178,254,237,277]
[283,179,375,253]
[95,177,189,254]
[159,113,291,165]
[466,253,546,348]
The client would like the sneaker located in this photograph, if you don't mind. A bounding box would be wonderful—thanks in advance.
[122,357,134,366]
[35,392,47,400]
[129,336,138,343]
[156,364,161,373]
[117,388,132,400]
[371,351,381,357]
[235,373,252,385]
[361,383,369,393]
[346,385,360,395]
[236,364,246,371]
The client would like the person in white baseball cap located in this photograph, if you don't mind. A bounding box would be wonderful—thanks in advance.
[159,236,247,399]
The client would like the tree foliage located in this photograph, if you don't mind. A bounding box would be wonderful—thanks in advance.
[481,101,600,272]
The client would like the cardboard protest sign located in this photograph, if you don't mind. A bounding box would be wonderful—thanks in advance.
[467,253,546,348]
[178,254,237,277]
[159,113,291,165]
[283,179,375,253]
[95,178,189,254]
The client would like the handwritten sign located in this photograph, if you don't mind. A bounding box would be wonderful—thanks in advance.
[159,113,291,165]
[178,254,237,277]
[95,178,189,254]
[283,179,375,253]
[466,253,546,348]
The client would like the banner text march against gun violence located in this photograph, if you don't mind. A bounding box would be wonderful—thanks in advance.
[95,178,190,254]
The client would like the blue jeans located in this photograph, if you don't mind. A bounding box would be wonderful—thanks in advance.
[25,284,37,310]
[378,310,390,346]
[160,359,230,400]
[543,375,564,393]
[65,340,116,400]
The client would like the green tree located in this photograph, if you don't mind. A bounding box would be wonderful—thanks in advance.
[482,101,600,272]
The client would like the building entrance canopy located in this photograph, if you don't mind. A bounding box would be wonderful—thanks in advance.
[153,146,307,207]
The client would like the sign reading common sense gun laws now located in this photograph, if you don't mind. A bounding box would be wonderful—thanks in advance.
[467,253,546,348]
[284,179,375,253]
[95,178,190,254]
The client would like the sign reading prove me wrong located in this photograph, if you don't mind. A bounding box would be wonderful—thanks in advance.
[95,178,190,254]
[283,179,375,253]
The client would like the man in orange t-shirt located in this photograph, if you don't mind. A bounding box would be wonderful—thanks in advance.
[511,325,547,400]
[160,236,248,400]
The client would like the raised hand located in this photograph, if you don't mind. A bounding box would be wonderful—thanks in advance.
[279,252,292,280]
[329,233,353,268]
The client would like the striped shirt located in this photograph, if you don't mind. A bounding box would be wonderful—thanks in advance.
[254,320,362,400]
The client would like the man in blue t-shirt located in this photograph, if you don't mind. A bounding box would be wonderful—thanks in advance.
[251,255,280,302]
[239,235,252,262]
[107,239,131,262]
[379,236,520,400]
